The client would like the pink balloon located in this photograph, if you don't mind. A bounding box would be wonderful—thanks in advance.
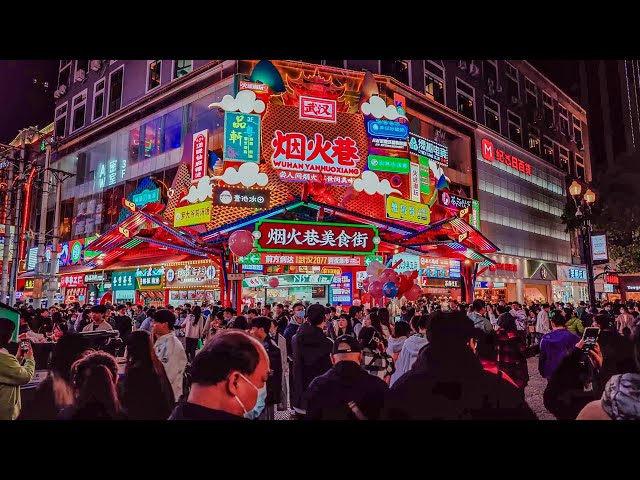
[268,277,280,288]
[404,284,422,302]
[361,276,371,291]
[379,268,399,285]
[228,229,254,257]
[368,280,384,299]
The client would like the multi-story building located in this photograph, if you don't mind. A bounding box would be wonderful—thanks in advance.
[37,59,591,305]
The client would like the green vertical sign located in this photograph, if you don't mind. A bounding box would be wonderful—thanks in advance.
[223,112,261,162]
[471,199,481,230]
[419,156,431,194]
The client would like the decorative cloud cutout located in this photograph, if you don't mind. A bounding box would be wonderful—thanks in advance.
[352,170,401,196]
[213,162,268,188]
[208,89,266,114]
[180,176,212,204]
[360,95,406,120]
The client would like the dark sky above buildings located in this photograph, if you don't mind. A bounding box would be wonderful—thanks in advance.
[0,59,580,144]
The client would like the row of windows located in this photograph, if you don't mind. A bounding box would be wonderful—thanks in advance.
[478,153,564,196]
[484,235,571,265]
[478,177,564,218]
[480,204,570,243]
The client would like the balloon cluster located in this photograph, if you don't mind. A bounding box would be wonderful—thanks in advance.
[362,261,422,301]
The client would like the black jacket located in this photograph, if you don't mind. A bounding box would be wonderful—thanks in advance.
[284,321,302,360]
[276,314,290,337]
[383,345,537,420]
[264,337,283,406]
[291,322,333,411]
[118,365,175,420]
[305,361,388,420]
[113,315,132,339]
[595,329,637,396]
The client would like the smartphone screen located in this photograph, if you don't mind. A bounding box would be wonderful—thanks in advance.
[582,327,599,352]
[19,339,30,352]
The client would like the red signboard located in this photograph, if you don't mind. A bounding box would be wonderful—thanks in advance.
[489,263,518,272]
[299,96,337,123]
[191,130,208,183]
[255,220,378,255]
[258,253,365,267]
[239,80,269,93]
[481,138,532,176]
[61,274,85,288]
[606,273,619,285]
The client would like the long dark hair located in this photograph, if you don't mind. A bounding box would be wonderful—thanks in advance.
[125,331,155,372]
[192,306,202,326]
[70,351,121,418]
[378,308,391,328]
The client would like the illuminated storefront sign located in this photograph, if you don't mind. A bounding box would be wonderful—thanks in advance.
[410,162,420,202]
[470,199,481,230]
[84,272,106,283]
[111,270,136,291]
[369,137,407,151]
[243,274,335,288]
[606,274,619,285]
[223,113,260,162]
[135,265,165,290]
[239,80,269,93]
[368,155,409,174]
[213,186,270,210]
[627,285,640,292]
[439,191,473,211]
[174,201,212,227]
[255,220,378,255]
[132,188,160,208]
[419,157,430,195]
[604,283,614,293]
[481,137,532,176]
[421,277,461,288]
[330,272,353,304]
[385,196,430,226]
[366,119,409,139]
[419,257,461,279]
[192,129,209,182]
[240,252,366,267]
[95,158,127,189]
[409,133,449,167]
[270,130,361,185]
[24,279,34,290]
[299,96,337,123]
[557,265,587,282]
[392,253,419,272]
[489,263,518,272]
[61,274,85,288]
[591,234,608,263]
[165,262,218,288]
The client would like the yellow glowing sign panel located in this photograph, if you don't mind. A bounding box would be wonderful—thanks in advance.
[174,201,213,227]
[385,196,430,226]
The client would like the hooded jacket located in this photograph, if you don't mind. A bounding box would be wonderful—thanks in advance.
[386,336,407,358]
[284,317,303,360]
[154,332,188,402]
[290,322,333,411]
[538,329,579,379]
[536,310,550,334]
[468,311,493,334]
[0,350,35,420]
[565,316,584,337]
[389,333,428,387]
[601,373,640,420]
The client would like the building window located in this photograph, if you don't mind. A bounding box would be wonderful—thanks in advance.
[58,61,72,88]
[558,105,570,137]
[147,60,162,92]
[508,111,522,145]
[543,91,554,128]
[558,145,570,169]
[173,60,192,79]
[70,89,87,133]
[75,60,89,80]
[456,78,475,120]
[128,107,185,162]
[108,66,124,115]
[92,78,105,121]
[575,154,585,179]
[505,62,520,103]
[483,60,498,87]
[528,126,541,155]
[380,60,409,86]
[484,96,500,133]
[424,61,445,105]
[54,104,67,138]
[323,60,345,68]
[573,116,583,146]
[542,136,555,163]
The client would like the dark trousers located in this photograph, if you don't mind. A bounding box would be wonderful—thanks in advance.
[185,337,199,362]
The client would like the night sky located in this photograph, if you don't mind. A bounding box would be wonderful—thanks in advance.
[0,60,58,143]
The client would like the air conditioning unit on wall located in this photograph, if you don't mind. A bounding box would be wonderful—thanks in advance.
[469,63,480,77]
[458,60,467,70]
[58,84,67,95]
[75,69,86,83]
[90,60,102,72]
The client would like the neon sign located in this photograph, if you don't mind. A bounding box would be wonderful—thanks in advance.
[299,96,337,123]
[409,133,449,167]
[192,130,208,182]
[481,137,532,176]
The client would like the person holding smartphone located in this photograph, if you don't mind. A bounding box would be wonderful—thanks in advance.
[0,317,35,420]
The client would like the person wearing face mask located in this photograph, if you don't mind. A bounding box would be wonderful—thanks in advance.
[169,330,270,420]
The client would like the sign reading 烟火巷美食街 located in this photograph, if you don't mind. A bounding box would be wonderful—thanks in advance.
[174,201,212,227]
[409,133,448,168]
[111,270,136,291]
[385,196,430,226]
[242,274,335,288]
[240,252,366,267]
[255,220,378,255]
[213,186,270,210]
[135,265,165,290]
[223,112,261,162]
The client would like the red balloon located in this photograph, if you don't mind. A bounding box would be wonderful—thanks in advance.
[408,270,419,280]
[361,276,371,292]
[268,277,280,288]
[397,273,413,296]
[404,284,422,302]
[379,268,399,285]
[228,230,254,257]
[368,280,384,299]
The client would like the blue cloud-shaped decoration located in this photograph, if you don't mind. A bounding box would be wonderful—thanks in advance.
[249,60,286,94]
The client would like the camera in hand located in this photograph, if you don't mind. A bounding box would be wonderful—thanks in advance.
[581,327,600,354]
[19,338,30,354]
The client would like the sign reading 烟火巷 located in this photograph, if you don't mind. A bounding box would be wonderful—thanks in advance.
[480,137,532,176]
[270,130,361,186]
[239,252,366,267]
[223,113,260,163]
[213,186,270,210]
[409,133,449,167]
[255,220,378,255]
[299,96,337,123]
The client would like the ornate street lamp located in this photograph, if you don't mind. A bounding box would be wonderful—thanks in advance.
[569,179,597,308]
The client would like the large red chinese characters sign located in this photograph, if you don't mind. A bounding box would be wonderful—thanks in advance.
[192,129,208,183]
[481,138,532,176]
[255,220,378,255]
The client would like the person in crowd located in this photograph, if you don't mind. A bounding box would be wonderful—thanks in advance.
[493,311,529,395]
[119,330,174,420]
[284,303,305,357]
[112,304,133,340]
[525,307,538,346]
[51,312,68,340]
[349,305,364,338]
[383,310,537,420]
[564,307,585,337]
[231,315,248,331]
[401,306,414,324]
[74,308,92,333]
[358,326,395,382]
[538,310,580,380]
[386,320,410,363]
[183,305,205,362]
[377,308,393,340]
[152,308,188,402]
[389,314,429,387]
[249,316,282,420]
[576,300,587,319]
[290,303,333,417]
[0,317,35,420]
[82,305,114,332]
[304,335,388,420]
[617,305,635,335]
[202,309,222,345]
[58,351,125,420]
[535,303,551,345]
[246,309,259,323]
[223,307,236,327]
[135,304,146,329]
[36,308,53,335]
[139,307,156,333]
[262,304,272,319]
[169,330,269,420]
[468,299,493,334]
[581,306,597,328]
[327,313,354,341]
[275,304,289,336]
[19,334,91,420]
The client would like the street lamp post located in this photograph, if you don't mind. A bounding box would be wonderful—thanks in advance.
[569,180,597,309]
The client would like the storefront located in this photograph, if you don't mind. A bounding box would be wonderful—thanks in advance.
[620,275,640,302]
[165,260,219,306]
[418,256,462,301]
[135,265,165,307]
[60,273,88,305]
[475,255,524,303]
[16,279,35,303]
[522,260,557,304]
[242,273,336,306]
[83,271,109,306]
[553,265,589,304]
[110,270,137,305]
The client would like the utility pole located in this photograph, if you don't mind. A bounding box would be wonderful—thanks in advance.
[8,129,28,305]
[0,149,15,302]
[34,143,52,309]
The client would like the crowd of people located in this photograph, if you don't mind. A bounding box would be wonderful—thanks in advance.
[0,296,638,420]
